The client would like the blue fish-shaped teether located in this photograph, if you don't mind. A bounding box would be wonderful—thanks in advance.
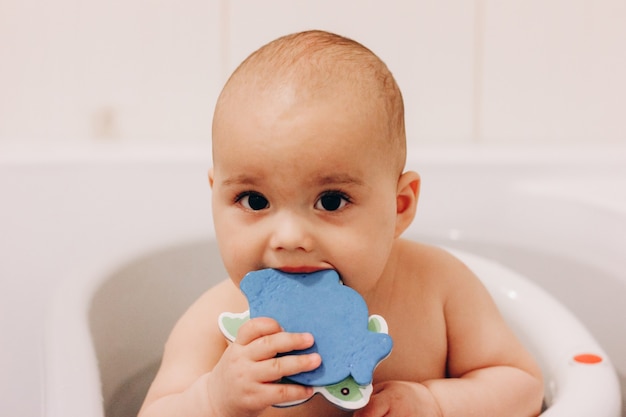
[218,269,393,410]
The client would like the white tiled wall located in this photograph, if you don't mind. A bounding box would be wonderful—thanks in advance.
[480,0,626,144]
[0,0,222,144]
[1,0,624,147]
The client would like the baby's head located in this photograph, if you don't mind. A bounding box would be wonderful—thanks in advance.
[210,30,418,291]
[212,30,406,177]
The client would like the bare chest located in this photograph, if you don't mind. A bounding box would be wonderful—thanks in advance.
[260,298,448,417]
[372,299,448,383]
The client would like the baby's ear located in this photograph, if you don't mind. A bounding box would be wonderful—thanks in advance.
[395,171,420,237]
[208,168,214,188]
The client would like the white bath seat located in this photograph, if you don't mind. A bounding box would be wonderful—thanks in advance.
[44,242,622,416]
[450,248,622,416]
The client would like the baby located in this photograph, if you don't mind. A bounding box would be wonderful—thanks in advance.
[139,30,544,417]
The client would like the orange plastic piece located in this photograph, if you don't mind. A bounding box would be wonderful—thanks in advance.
[573,353,603,364]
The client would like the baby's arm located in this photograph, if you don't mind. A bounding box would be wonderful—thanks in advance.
[356,246,544,417]
[138,279,321,417]
[421,252,544,416]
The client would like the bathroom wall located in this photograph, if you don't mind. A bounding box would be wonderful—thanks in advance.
[1,0,625,146]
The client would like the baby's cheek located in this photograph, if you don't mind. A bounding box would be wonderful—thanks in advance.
[341,246,391,291]
[221,242,252,280]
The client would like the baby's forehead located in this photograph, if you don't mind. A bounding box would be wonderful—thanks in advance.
[213,31,406,174]
[224,34,389,101]
[228,58,380,105]
[214,79,402,172]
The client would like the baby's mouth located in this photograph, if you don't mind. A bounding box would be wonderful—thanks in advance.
[277,266,331,274]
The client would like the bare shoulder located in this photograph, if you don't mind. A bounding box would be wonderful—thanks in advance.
[141,279,246,407]
[395,238,480,291]
[396,238,500,320]
[384,239,491,324]
[163,278,246,360]
[397,239,541,379]
[179,278,247,325]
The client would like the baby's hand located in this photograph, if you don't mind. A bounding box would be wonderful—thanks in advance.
[207,317,321,417]
[353,381,442,417]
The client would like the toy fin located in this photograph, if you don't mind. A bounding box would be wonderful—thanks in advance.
[218,310,250,342]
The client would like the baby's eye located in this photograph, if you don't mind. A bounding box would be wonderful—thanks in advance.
[237,192,269,211]
[315,192,350,212]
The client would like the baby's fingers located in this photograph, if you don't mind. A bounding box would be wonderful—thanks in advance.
[233,380,314,411]
[237,317,316,360]
[236,317,282,345]
[256,352,322,383]
[268,381,315,406]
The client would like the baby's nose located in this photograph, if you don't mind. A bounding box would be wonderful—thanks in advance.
[269,211,314,252]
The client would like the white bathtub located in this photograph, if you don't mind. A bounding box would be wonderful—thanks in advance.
[4,144,622,416]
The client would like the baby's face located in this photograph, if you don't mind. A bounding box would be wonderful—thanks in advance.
[211,85,401,293]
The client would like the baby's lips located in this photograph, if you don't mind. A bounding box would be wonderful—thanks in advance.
[277,266,331,274]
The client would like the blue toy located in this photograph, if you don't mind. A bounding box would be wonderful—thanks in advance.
[218,269,393,410]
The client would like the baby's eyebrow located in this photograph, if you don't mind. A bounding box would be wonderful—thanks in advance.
[221,174,259,187]
[314,174,364,187]
[220,173,364,188]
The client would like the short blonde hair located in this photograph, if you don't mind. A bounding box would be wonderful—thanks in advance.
[214,30,406,174]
